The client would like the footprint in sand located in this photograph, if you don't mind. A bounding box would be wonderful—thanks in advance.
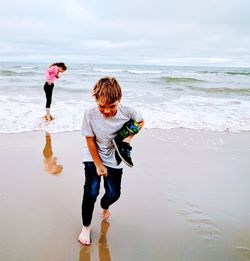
[178,202,221,241]
[236,246,250,260]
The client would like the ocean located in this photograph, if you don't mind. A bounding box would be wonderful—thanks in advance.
[0,62,250,133]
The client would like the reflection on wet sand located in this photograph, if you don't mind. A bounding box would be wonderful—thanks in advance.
[43,132,63,175]
[79,221,111,261]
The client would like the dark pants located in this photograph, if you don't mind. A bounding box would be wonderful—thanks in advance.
[81,162,123,226]
[43,82,54,108]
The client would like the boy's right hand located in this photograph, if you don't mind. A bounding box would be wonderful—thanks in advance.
[96,164,108,176]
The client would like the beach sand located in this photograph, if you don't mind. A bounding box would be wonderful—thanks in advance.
[0,129,250,261]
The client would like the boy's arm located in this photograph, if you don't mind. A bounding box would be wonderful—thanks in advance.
[138,118,144,130]
[125,118,144,143]
[85,136,108,176]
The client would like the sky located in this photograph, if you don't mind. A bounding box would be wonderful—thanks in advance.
[0,0,250,66]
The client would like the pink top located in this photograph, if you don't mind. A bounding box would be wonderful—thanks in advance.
[44,65,59,83]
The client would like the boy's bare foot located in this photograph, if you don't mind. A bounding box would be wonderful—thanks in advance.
[50,115,55,120]
[100,209,110,220]
[78,226,91,245]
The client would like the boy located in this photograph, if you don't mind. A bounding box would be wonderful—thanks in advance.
[78,77,144,245]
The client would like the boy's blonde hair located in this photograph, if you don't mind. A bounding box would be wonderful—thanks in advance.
[92,76,122,105]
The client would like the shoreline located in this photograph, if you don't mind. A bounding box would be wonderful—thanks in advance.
[1,127,249,138]
[0,129,250,260]
[1,126,250,136]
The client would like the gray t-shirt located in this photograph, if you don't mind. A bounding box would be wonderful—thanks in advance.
[81,103,142,168]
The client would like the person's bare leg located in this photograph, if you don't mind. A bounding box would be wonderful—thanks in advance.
[44,108,51,121]
[78,226,91,245]
[100,209,110,220]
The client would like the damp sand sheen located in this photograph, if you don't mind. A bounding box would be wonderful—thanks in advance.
[0,129,249,260]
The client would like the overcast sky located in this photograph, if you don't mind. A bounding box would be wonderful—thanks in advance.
[0,0,249,66]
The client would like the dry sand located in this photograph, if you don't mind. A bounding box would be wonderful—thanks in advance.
[0,129,250,261]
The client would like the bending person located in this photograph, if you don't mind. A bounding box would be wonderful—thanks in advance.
[43,62,67,121]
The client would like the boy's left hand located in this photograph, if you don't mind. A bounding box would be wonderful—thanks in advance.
[96,164,108,176]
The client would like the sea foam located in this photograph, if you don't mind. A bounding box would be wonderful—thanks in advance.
[0,95,249,133]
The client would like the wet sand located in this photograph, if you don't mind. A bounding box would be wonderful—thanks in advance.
[0,129,250,261]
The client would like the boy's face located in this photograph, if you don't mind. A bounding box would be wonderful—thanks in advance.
[97,100,120,118]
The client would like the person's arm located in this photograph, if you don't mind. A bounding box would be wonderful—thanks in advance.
[45,66,58,83]
[124,118,144,143]
[138,118,144,130]
[85,136,108,176]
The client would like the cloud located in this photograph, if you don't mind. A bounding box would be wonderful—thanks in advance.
[0,0,250,66]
